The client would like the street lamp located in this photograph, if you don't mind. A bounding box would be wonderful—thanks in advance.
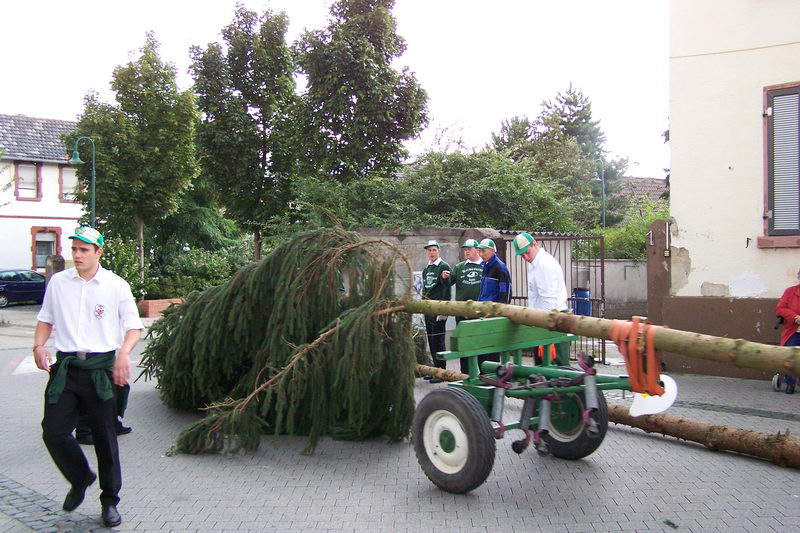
[595,159,606,227]
[68,136,96,227]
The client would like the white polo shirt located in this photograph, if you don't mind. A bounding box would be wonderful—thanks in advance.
[37,265,144,353]
[526,248,569,311]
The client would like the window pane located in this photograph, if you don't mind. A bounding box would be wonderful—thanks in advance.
[773,93,800,231]
[61,167,78,200]
[17,164,37,198]
[35,233,56,268]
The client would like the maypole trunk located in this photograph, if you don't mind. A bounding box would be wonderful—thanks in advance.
[415,365,800,468]
[402,299,800,377]
[608,404,800,468]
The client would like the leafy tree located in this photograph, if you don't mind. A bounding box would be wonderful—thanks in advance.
[491,86,630,228]
[0,152,10,209]
[598,201,669,261]
[69,33,197,272]
[191,6,297,260]
[295,0,428,182]
[283,150,575,233]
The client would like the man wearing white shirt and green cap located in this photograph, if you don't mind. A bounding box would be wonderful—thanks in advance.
[33,226,143,527]
[513,232,571,365]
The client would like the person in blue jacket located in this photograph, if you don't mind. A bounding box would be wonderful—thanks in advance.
[475,238,512,369]
[477,238,511,304]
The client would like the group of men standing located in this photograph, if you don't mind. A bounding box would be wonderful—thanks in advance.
[420,233,570,378]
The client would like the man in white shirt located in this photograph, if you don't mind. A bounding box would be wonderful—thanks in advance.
[513,232,570,365]
[33,226,143,528]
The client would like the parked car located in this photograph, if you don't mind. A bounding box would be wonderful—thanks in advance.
[0,269,46,307]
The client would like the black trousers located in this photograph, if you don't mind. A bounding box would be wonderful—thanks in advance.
[424,315,447,369]
[454,316,498,375]
[42,363,121,507]
[76,385,126,440]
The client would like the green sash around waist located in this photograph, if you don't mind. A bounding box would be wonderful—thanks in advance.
[46,352,128,414]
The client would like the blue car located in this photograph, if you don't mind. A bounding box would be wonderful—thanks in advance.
[0,269,46,308]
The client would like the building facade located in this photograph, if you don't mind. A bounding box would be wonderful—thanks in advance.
[0,114,81,271]
[659,0,800,376]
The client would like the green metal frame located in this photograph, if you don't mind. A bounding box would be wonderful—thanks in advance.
[437,317,631,431]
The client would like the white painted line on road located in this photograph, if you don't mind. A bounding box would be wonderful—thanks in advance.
[12,356,39,375]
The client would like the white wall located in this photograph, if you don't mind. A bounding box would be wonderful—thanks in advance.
[0,159,83,270]
[669,0,800,297]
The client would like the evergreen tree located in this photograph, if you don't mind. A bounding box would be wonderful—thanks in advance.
[295,0,428,182]
[539,84,606,160]
[190,6,297,260]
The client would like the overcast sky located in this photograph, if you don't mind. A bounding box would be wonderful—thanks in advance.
[1,0,669,177]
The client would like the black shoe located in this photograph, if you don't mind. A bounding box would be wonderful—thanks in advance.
[787,383,796,394]
[76,433,94,445]
[62,471,96,512]
[422,375,432,380]
[429,378,443,384]
[116,425,132,436]
[102,504,121,527]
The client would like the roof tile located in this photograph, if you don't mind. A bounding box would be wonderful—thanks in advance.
[0,113,77,163]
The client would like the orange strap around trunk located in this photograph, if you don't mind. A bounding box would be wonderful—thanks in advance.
[608,317,665,396]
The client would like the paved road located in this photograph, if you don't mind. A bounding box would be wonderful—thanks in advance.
[0,303,798,532]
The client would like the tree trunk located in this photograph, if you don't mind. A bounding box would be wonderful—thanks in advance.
[401,300,800,377]
[254,227,262,261]
[608,403,800,468]
[415,364,800,468]
[136,215,145,284]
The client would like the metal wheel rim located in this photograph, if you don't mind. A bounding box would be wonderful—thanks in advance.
[422,409,469,474]
[548,394,586,441]
[0,294,8,307]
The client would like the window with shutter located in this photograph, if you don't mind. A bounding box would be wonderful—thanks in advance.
[60,165,79,201]
[15,163,39,200]
[767,85,800,236]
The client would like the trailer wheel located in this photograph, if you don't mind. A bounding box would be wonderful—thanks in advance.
[413,387,495,493]
[541,388,608,460]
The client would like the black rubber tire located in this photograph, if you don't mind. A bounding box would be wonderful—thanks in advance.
[412,387,495,493]
[0,293,8,308]
[540,386,608,460]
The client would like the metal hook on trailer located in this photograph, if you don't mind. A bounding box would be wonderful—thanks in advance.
[511,397,536,454]
[533,395,553,456]
[578,352,600,435]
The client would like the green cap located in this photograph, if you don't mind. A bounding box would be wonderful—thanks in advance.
[69,226,104,248]
[423,240,440,249]
[513,232,535,256]
[461,238,479,248]
[477,238,496,251]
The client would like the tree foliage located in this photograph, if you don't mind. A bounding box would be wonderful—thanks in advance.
[69,33,197,270]
[490,85,631,228]
[276,150,575,234]
[295,0,428,182]
[139,227,416,454]
[597,201,669,261]
[191,6,297,260]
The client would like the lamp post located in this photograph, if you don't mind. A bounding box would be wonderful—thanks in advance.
[595,159,606,227]
[68,136,96,227]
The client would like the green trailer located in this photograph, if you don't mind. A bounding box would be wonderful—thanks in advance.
[412,316,647,494]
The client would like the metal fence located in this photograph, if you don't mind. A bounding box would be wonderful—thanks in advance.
[500,231,606,364]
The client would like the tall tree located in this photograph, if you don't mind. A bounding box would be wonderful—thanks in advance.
[539,84,606,161]
[70,33,197,272]
[295,0,428,182]
[191,6,297,259]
